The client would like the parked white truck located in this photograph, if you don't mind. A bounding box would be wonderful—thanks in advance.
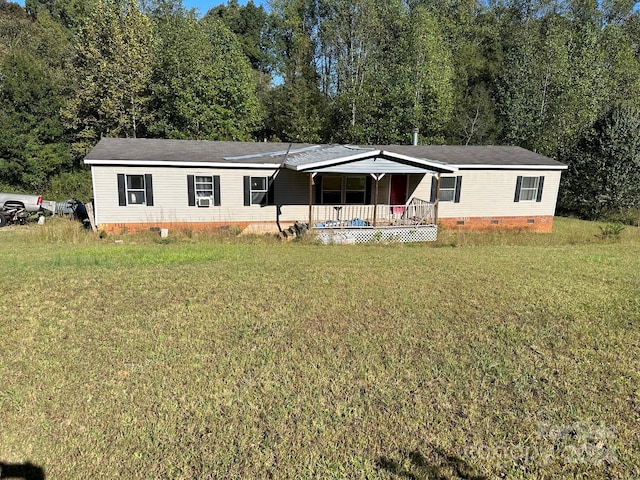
[0,192,43,227]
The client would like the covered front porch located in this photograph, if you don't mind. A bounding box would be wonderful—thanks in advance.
[311,198,436,244]
[281,145,457,243]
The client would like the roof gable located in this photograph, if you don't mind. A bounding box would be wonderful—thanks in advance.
[282,145,457,173]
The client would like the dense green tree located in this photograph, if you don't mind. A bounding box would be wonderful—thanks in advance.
[445,6,502,145]
[559,106,640,218]
[318,0,402,141]
[496,17,571,153]
[558,0,606,142]
[64,0,154,159]
[0,3,73,190]
[405,5,454,143]
[263,79,327,142]
[147,9,261,140]
[206,0,272,74]
[0,2,33,61]
[0,0,639,209]
[0,50,71,189]
[601,22,640,110]
[25,0,95,30]
[199,16,263,138]
[265,0,326,142]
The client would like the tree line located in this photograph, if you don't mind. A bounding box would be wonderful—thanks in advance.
[1,0,640,219]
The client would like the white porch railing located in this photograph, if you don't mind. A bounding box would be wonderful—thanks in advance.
[312,198,435,228]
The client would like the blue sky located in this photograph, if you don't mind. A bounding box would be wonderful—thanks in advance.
[15,1,268,16]
[183,0,268,16]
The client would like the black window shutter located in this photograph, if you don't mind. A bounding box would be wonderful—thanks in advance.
[267,176,275,206]
[365,176,372,205]
[315,175,323,204]
[117,174,126,206]
[187,175,195,206]
[454,176,463,203]
[213,176,221,206]
[243,176,251,206]
[145,174,154,206]
[514,176,523,202]
[536,176,545,202]
[430,176,438,203]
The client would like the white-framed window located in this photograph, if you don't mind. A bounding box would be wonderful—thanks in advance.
[321,175,367,204]
[433,175,462,203]
[126,174,146,205]
[519,176,539,201]
[118,173,153,207]
[250,176,268,205]
[517,176,543,202]
[195,175,213,198]
[188,174,219,207]
[243,175,271,206]
[439,176,456,202]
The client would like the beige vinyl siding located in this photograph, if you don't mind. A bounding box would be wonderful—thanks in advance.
[92,166,562,226]
[273,169,309,205]
[271,169,311,221]
[407,174,432,202]
[431,170,562,218]
[377,176,391,204]
[92,166,282,225]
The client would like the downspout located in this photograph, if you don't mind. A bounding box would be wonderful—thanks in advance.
[275,143,292,233]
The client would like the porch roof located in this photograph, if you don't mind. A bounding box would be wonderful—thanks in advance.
[282,145,457,174]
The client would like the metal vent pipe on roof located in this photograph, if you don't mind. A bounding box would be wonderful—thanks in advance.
[412,127,419,146]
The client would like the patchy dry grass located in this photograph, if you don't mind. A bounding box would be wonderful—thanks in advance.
[1,217,639,478]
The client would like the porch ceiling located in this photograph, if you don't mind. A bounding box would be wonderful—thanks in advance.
[283,145,457,174]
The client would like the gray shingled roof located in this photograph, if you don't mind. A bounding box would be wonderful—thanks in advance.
[84,138,565,168]
[84,138,317,164]
[378,145,563,167]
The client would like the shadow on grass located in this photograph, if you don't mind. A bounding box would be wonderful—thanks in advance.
[376,445,486,480]
[0,462,45,480]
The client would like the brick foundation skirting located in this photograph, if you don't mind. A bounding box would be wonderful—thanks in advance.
[438,215,554,232]
[99,216,555,235]
[98,221,261,235]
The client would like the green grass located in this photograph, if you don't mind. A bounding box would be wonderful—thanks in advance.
[1,217,639,478]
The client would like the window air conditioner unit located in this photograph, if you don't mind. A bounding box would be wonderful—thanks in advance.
[197,197,211,207]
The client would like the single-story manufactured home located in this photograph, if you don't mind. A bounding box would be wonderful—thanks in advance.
[84,138,567,241]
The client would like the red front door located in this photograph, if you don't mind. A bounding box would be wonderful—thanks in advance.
[390,174,408,213]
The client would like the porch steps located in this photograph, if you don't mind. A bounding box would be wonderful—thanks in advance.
[278,221,308,241]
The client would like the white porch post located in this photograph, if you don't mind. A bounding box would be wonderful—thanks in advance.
[371,173,381,227]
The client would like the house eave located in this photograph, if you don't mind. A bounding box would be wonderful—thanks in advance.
[285,149,383,171]
[453,164,567,170]
[84,159,282,169]
[379,151,458,173]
